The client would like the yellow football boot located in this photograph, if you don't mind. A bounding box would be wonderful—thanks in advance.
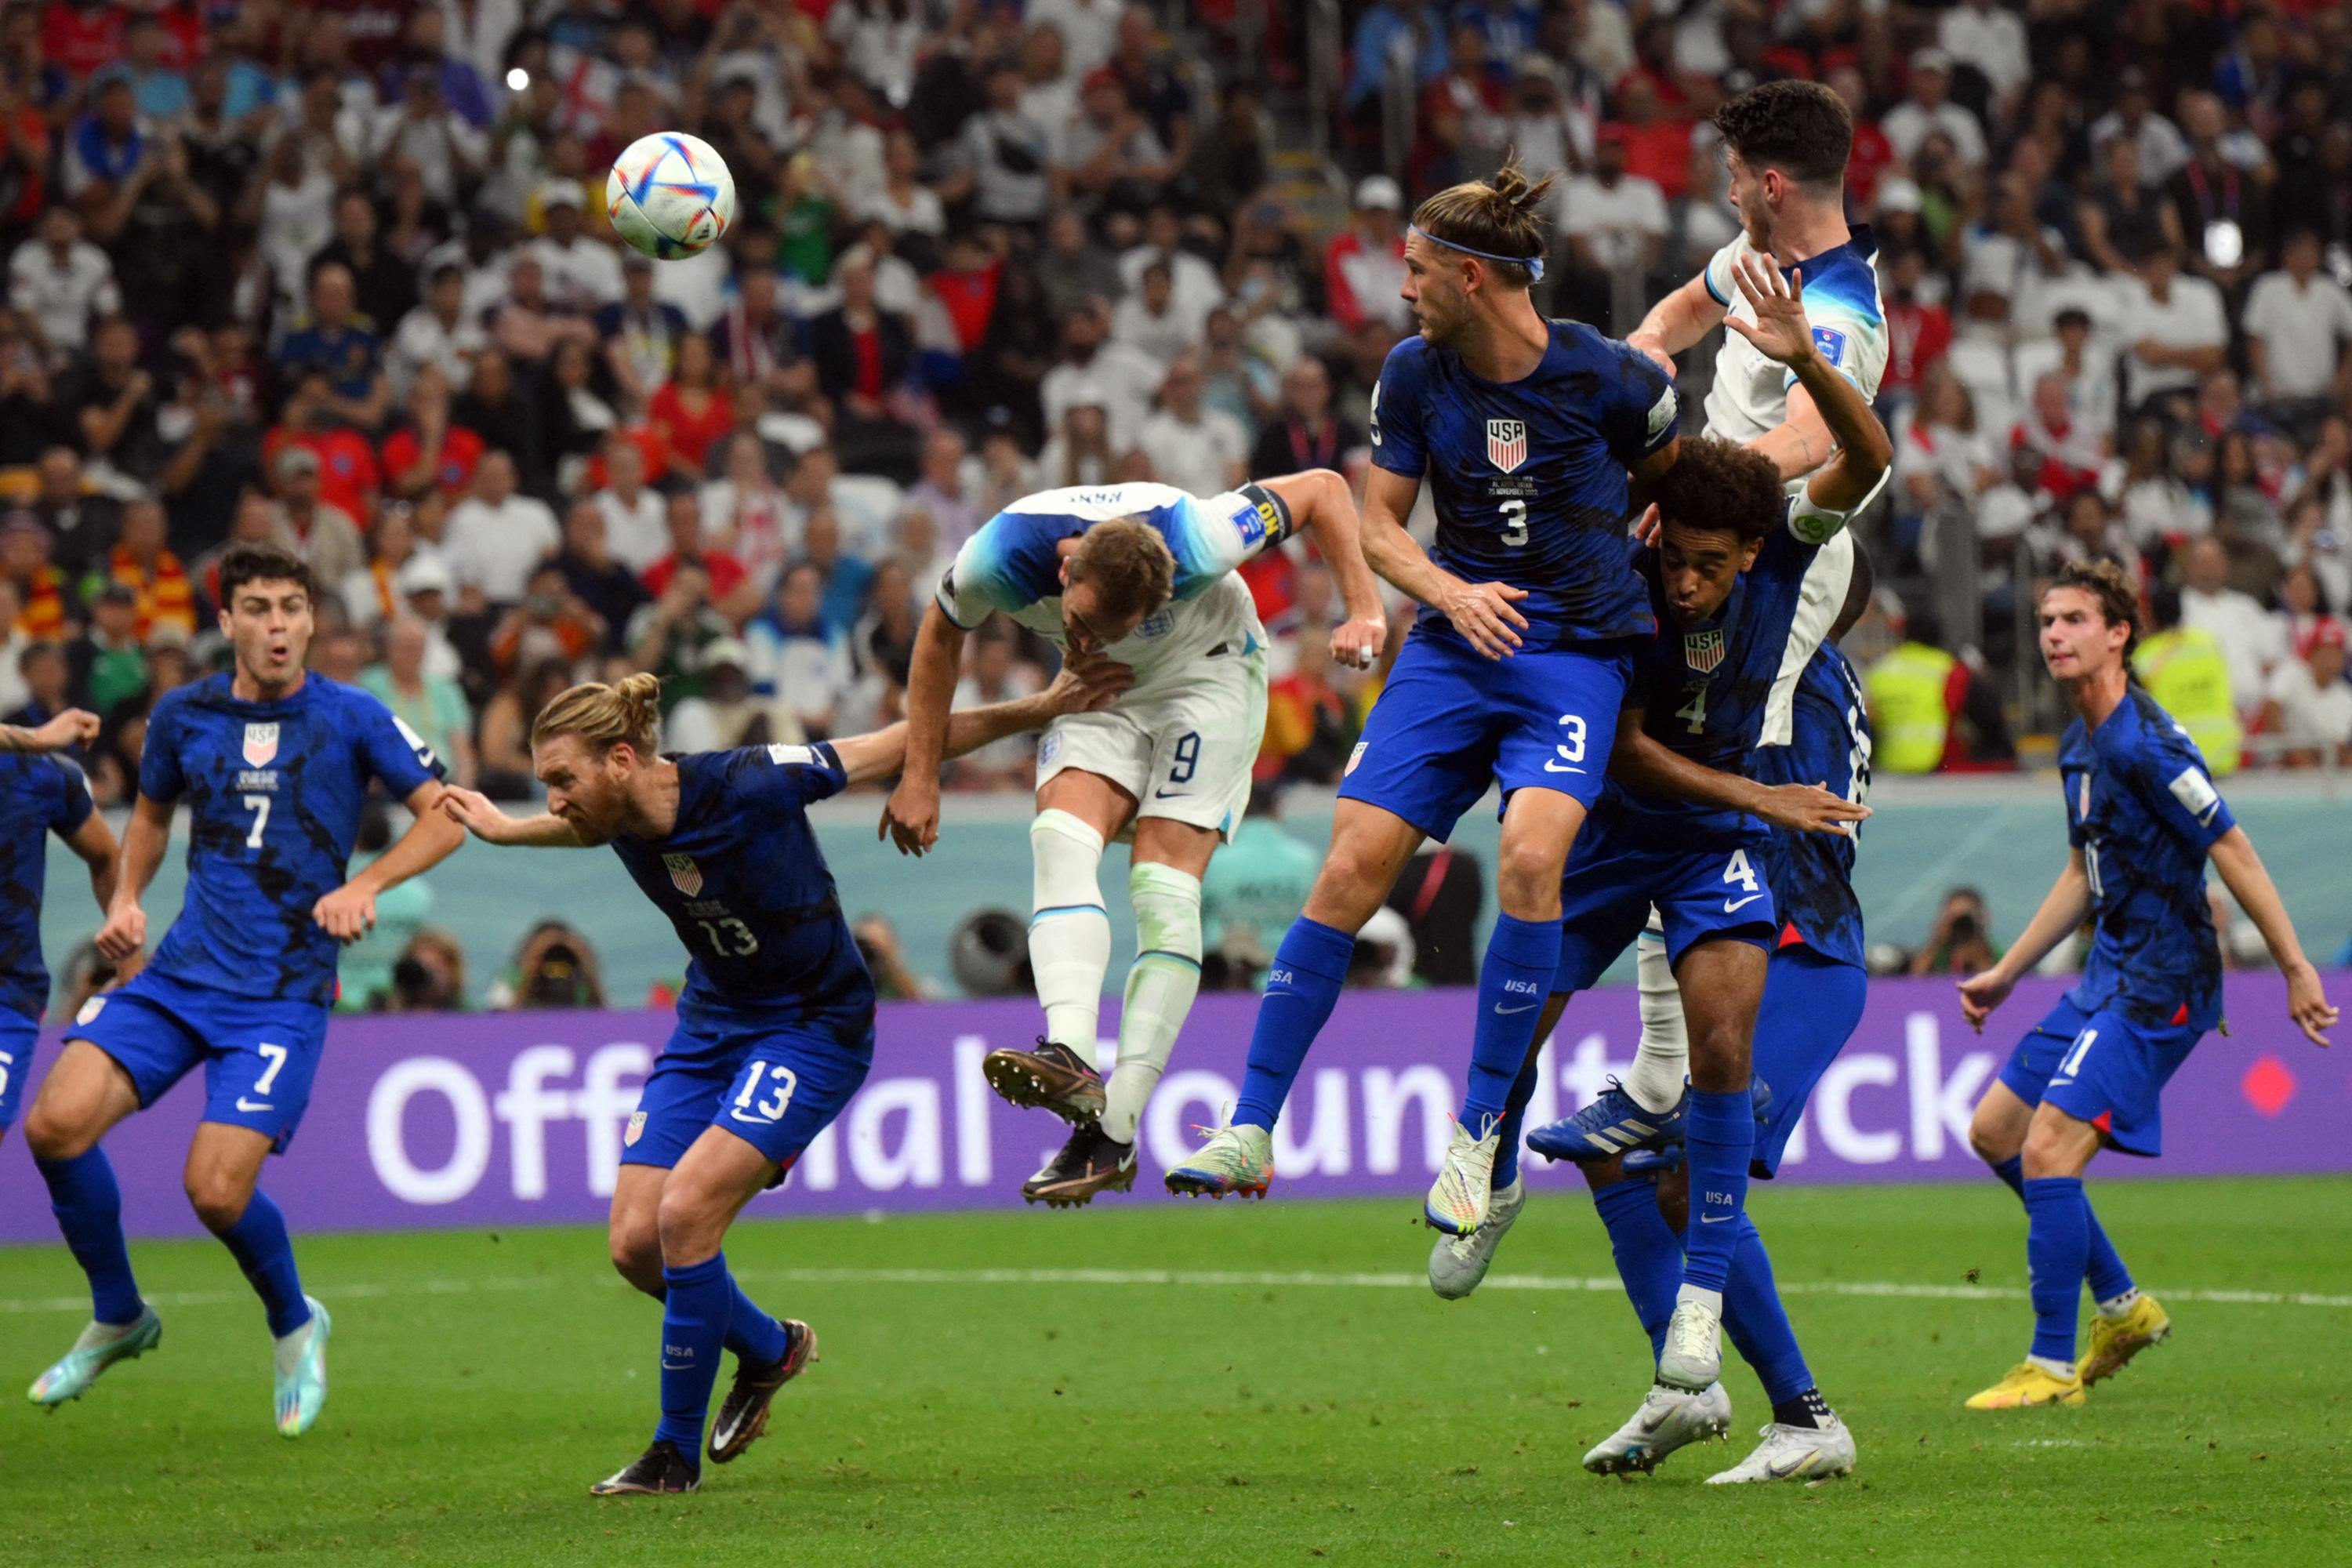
[1965,1362,2087,1410]
[2082,1294,2172,1385]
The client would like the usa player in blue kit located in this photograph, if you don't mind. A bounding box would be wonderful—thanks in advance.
[0,709,119,1144]
[1432,259,1885,1483]
[1956,561,2336,1410]
[1167,164,1682,1234]
[442,664,1119,1494]
[22,543,461,1436]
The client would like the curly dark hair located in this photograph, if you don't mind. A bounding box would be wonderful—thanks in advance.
[2044,559,2141,654]
[216,542,316,607]
[1713,81,1853,188]
[1651,437,1785,546]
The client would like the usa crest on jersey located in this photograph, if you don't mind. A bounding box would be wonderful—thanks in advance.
[664,853,703,897]
[242,723,279,767]
[1684,629,1726,673]
[1486,419,1528,474]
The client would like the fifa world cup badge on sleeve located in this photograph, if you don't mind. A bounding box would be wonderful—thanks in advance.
[1648,385,1679,440]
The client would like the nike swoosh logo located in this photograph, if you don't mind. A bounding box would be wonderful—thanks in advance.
[660,1359,692,1370]
[1698,1212,1734,1223]
[1723,895,1764,913]
[1494,1002,1537,1015]
[1768,1447,1823,1478]
[1543,761,1588,774]
[235,1098,273,1112]
[1154,789,1187,799]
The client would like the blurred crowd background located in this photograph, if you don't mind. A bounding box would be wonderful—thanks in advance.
[6,0,2352,1007]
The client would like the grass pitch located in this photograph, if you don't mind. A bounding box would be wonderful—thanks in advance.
[2,1178,2347,1566]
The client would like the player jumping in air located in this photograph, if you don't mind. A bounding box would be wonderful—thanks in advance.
[22,543,462,1436]
[1429,258,1882,1483]
[1956,561,2336,1410]
[882,473,1383,1207]
[443,665,1122,1494]
[1164,162,1682,1237]
[0,710,119,1147]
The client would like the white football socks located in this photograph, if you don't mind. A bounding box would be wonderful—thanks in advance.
[1102,862,1203,1145]
[1625,920,1689,1113]
[1028,810,1110,1051]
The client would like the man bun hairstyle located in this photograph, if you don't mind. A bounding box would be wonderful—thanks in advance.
[532,671,663,758]
[1714,81,1853,189]
[1410,158,1556,290]
[216,541,316,606]
[1651,437,1785,546]
[1067,516,1176,623]
[2045,558,2141,655]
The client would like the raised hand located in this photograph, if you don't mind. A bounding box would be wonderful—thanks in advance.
[1721,256,1817,368]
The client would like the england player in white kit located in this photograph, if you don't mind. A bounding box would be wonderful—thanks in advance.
[884,471,1384,1204]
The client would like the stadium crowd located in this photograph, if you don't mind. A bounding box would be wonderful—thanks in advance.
[3,0,2351,838]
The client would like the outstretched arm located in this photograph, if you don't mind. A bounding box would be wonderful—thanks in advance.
[1628,270,1727,375]
[1720,256,1894,509]
[441,787,587,848]
[1261,468,1388,671]
[1609,710,1870,834]
[2209,826,2338,1047]
[1957,851,2093,1031]
[0,710,100,753]
[315,781,466,942]
[843,660,1133,789]
[880,601,971,855]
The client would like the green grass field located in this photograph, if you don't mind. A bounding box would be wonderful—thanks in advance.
[3,1178,2347,1566]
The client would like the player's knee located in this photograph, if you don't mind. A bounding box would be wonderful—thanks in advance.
[655,1184,724,1265]
[2020,1117,2087,1178]
[608,1225,664,1295]
[183,1172,250,1233]
[24,1101,96,1163]
[1492,837,1562,913]
[1968,1105,2018,1167]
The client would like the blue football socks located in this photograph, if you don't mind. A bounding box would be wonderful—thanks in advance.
[1489,1044,1546,1189]
[1721,1214,1811,1406]
[1679,1089,1753,1292]
[1461,914,1560,1131]
[1233,918,1354,1131]
[653,1254,733,1457]
[726,1276,790,1368]
[214,1191,312,1339]
[36,1148,144,1326]
[2022,1176,2089,1366]
[1995,1153,2134,1305]
[1593,1176,1682,1360]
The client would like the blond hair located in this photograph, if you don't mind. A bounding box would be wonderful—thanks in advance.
[1067,517,1176,622]
[531,671,662,757]
[1410,160,1557,290]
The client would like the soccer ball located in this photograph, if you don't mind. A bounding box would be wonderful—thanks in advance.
[605,132,735,260]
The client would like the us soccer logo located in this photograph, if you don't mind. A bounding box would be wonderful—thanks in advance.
[664,854,702,897]
[624,1111,646,1147]
[242,723,278,767]
[1684,629,1726,673]
[1486,419,1527,474]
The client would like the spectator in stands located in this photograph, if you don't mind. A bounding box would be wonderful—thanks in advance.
[266,369,384,524]
[9,206,117,360]
[2027,488,2142,592]
[380,364,484,502]
[474,655,574,801]
[1109,256,1196,372]
[60,313,162,484]
[445,449,561,608]
[449,347,544,495]
[2,513,67,640]
[2244,229,2352,423]
[746,559,848,740]
[627,557,731,711]
[2076,136,2179,279]
[1323,176,1408,336]
[361,615,477,790]
[2118,242,2229,419]
[6,636,67,732]
[806,244,919,481]
[0,579,29,715]
[281,262,391,433]
[2167,92,2270,299]
[1884,49,1988,172]
[2256,620,2352,769]
[1259,622,1357,787]
[386,928,469,1012]
[312,187,416,343]
[851,913,931,1001]
[1864,606,2014,773]
[343,501,427,633]
[1198,784,1321,990]
[268,445,368,595]
[66,579,142,717]
[2087,67,2188,186]
[388,262,482,402]
[488,561,606,682]
[644,489,757,626]
[596,251,689,414]
[940,59,1054,230]
[699,430,794,600]
[1136,352,1247,497]
[666,634,797,752]
[2136,586,2245,775]
[98,498,193,642]
[528,178,622,314]
[29,445,116,582]
[2181,534,2286,717]
[647,332,735,478]
[1908,888,2003,978]
[591,433,666,575]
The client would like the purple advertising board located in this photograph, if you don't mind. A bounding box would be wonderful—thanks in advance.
[2,973,2343,1242]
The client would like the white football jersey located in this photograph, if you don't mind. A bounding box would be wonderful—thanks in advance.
[1698,229,1889,448]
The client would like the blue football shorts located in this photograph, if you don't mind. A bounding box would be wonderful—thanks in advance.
[1553,818,1779,994]
[623,1007,875,1174]
[1338,629,1635,840]
[67,967,329,1153]
[1750,943,1870,1178]
[1997,995,2203,1158]
[0,1008,36,1132]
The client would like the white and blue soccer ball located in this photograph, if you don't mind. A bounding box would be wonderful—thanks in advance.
[605,132,735,260]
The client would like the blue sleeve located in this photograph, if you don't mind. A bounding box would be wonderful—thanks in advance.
[741,742,848,807]
[1602,339,1680,467]
[1367,339,1429,478]
[2132,730,2235,851]
[137,693,186,803]
[47,756,93,837]
[348,688,447,799]
[938,516,1036,630]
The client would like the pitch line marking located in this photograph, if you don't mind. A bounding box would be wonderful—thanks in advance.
[0,1266,2347,1316]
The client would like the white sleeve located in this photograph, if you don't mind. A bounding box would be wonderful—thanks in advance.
[935,525,1016,630]
[1702,235,1748,307]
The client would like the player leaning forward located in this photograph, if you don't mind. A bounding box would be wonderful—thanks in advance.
[883,474,1385,1203]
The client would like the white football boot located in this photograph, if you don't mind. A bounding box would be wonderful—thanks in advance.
[1706,1416,1858,1484]
[1581,1381,1733,1475]
[1428,1176,1526,1299]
